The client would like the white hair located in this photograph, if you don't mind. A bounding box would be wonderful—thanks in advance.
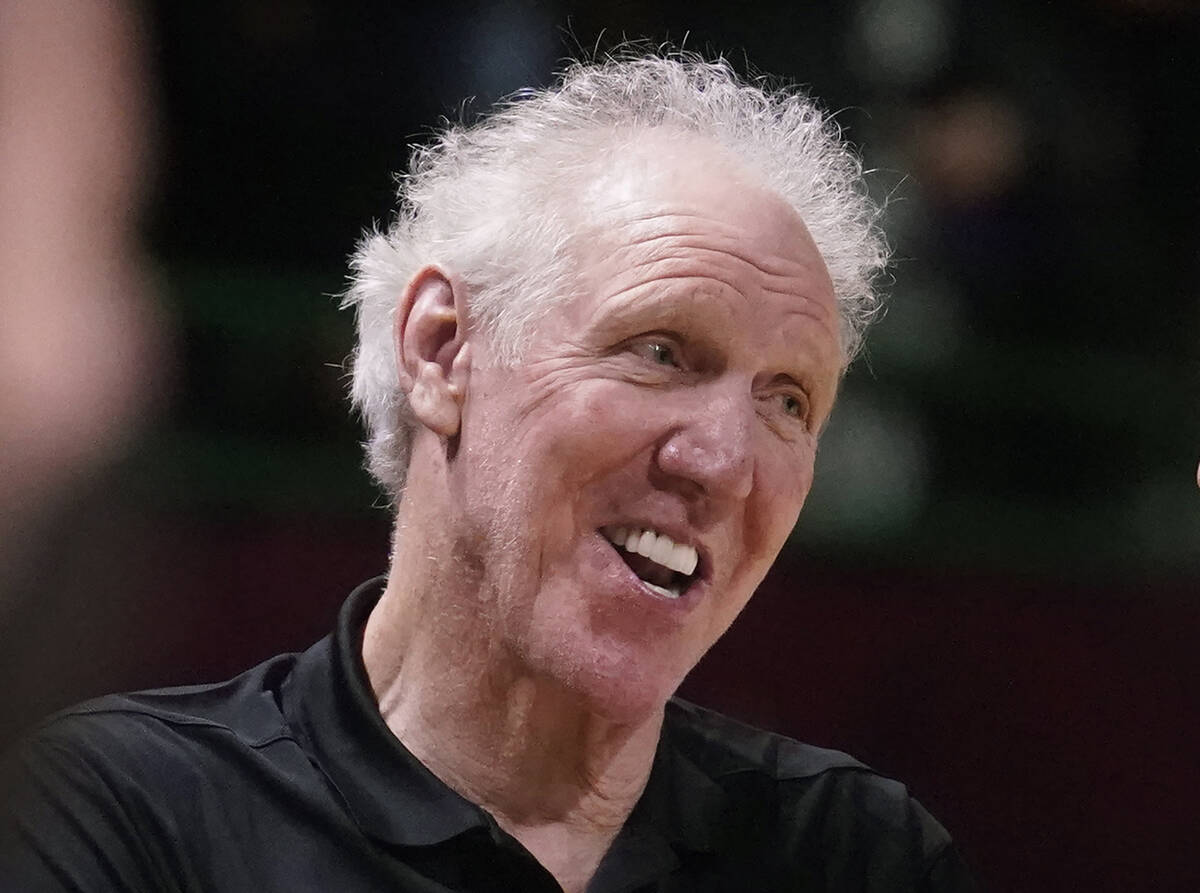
[343,51,889,501]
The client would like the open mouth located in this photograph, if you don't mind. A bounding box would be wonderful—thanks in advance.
[601,526,700,599]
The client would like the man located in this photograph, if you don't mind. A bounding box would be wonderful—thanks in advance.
[0,53,977,891]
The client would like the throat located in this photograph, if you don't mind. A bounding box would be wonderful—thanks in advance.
[500,820,621,893]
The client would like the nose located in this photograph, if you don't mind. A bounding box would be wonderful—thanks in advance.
[654,388,755,503]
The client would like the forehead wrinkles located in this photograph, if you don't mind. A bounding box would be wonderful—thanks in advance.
[583,214,840,338]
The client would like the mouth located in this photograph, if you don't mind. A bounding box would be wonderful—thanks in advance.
[601,525,702,600]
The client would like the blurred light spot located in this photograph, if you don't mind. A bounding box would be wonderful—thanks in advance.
[850,0,953,89]
[1128,473,1200,571]
[871,274,964,370]
[911,90,1029,206]
[463,5,558,100]
[802,389,930,538]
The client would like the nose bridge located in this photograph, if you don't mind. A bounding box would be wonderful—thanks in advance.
[657,380,754,502]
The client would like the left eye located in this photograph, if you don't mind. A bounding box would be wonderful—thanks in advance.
[780,393,806,419]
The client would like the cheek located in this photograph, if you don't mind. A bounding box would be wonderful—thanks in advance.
[467,383,633,541]
[747,443,816,556]
[540,381,661,475]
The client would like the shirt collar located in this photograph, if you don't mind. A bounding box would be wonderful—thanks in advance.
[284,577,487,846]
[635,716,726,855]
[283,577,728,860]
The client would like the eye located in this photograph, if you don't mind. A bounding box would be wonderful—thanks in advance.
[767,388,813,430]
[632,339,680,367]
[780,393,805,419]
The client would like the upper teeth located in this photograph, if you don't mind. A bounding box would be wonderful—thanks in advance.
[604,526,698,576]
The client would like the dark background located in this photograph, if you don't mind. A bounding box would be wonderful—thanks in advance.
[3,1,1198,890]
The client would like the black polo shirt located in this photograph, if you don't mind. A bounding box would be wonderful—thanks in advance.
[0,579,978,891]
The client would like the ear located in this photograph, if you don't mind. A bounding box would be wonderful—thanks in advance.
[394,266,471,438]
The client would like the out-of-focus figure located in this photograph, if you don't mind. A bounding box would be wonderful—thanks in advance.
[0,0,165,601]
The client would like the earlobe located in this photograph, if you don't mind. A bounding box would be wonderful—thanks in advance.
[395,266,469,438]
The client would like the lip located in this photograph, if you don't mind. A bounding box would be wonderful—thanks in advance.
[597,524,710,601]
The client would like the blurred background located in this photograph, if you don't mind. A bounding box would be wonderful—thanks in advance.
[1,0,1197,889]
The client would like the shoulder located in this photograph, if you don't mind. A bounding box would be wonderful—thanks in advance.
[0,653,309,890]
[2,651,306,816]
[662,698,976,891]
[663,696,870,782]
[14,651,300,770]
[4,655,301,818]
[663,697,941,831]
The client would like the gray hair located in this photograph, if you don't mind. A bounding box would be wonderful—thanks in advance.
[343,51,889,501]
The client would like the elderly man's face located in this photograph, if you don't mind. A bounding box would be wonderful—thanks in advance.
[448,147,843,721]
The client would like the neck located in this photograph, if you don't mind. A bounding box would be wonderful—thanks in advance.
[361,490,663,890]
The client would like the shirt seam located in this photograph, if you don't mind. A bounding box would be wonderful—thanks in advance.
[711,763,881,784]
[40,705,296,751]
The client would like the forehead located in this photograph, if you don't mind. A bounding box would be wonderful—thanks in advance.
[560,135,841,354]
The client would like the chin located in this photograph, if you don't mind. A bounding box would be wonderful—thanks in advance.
[570,679,672,727]
[543,641,683,726]
[507,572,699,725]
